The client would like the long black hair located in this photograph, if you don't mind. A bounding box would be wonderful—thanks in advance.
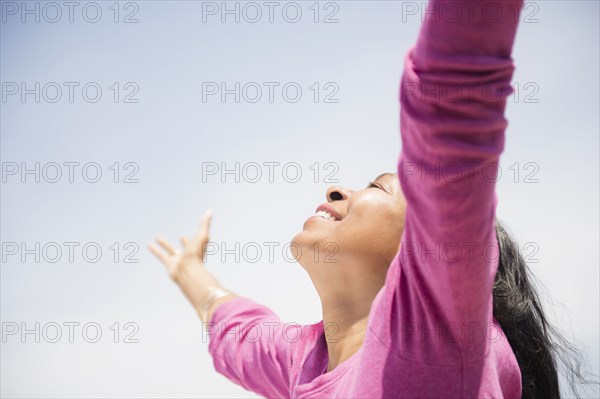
[493,220,598,398]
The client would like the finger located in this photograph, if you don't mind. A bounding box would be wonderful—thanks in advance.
[192,209,213,247]
[180,236,190,247]
[148,243,170,264]
[156,236,177,255]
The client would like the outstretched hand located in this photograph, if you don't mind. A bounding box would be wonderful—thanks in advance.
[147,209,235,322]
[148,209,214,283]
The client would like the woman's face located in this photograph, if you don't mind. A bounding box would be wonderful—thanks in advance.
[292,173,406,275]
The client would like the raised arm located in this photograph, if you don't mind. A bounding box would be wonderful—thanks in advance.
[374,0,524,363]
[148,211,297,397]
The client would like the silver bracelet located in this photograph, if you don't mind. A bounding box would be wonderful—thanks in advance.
[198,286,233,322]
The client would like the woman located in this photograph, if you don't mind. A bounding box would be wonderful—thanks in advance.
[148,0,593,397]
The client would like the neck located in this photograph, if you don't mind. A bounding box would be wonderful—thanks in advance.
[316,271,386,372]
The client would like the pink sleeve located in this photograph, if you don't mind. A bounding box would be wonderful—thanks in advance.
[370,0,523,364]
[207,296,298,398]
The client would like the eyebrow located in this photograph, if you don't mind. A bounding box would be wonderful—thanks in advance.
[374,172,394,181]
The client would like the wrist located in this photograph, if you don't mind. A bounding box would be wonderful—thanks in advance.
[198,286,236,323]
[175,264,219,307]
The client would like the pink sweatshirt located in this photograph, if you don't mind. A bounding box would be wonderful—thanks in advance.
[208,0,524,397]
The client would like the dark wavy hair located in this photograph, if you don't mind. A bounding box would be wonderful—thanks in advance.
[493,220,598,398]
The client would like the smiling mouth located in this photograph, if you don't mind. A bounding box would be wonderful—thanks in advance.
[313,210,340,221]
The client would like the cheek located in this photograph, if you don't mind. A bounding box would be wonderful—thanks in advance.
[355,213,401,247]
[342,196,405,254]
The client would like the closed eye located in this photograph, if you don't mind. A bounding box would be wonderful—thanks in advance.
[367,181,391,194]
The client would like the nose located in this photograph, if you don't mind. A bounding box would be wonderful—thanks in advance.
[326,185,352,202]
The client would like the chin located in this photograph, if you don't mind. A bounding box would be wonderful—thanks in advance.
[290,231,308,264]
[291,230,342,269]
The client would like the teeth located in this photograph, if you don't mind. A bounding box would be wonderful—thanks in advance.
[314,210,339,221]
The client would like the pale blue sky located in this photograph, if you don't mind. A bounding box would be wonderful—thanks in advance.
[1,1,598,397]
